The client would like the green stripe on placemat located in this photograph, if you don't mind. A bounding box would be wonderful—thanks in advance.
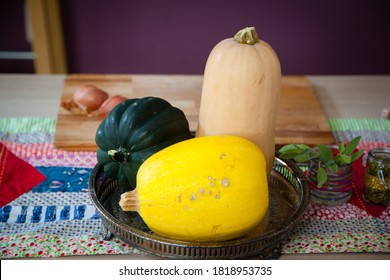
[0,117,389,134]
[328,118,390,131]
[0,117,56,133]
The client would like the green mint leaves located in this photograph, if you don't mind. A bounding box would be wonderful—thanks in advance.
[278,144,311,162]
[317,165,327,188]
[278,136,364,188]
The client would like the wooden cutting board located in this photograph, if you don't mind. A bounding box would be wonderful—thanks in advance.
[54,74,335,151]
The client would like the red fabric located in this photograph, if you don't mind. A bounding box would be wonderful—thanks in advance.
[0,142,46,207]
[349,156,387,217]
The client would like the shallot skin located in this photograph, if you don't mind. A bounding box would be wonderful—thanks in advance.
[73,85,109,113]
[89,95,128,118]
[61,84,127,117]
[89,95,127,118]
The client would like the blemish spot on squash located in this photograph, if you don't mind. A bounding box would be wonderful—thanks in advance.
[177,195,182,203]
[221,178,230,187]
[199,188,205,195]
[257,73,265,85]
[212,224,222,233]
[190,193,197,200]
[215,194,220,199]
[220,153,226,160]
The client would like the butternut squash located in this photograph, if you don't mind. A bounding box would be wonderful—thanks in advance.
[119,135,269,242]
[196,27,281,175]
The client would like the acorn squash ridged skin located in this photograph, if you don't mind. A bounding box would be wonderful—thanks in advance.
[95,97,193,191]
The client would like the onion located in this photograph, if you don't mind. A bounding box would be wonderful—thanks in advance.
[73,85,109,113]
[89,95,128,117]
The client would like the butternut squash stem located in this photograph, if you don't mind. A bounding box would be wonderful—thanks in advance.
[234,27,259,45]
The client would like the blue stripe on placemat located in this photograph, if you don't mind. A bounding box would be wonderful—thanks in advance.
[33,166,92,193]
[0,165,100,224]
[7,192,92,206]
[60,205,70,220]
[0,205,100,224]
[0,219,103,237]
[31,206,43,223]
[15,206,28,223]
[45,206,57,222]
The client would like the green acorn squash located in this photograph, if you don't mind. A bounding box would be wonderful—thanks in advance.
[95,96,193,191]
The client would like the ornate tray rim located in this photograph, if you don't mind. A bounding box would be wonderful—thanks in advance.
[88,156,310,259]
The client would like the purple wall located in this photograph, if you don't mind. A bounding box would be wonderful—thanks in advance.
[2,0,390,74]
[59,0,390,75]
[0,0,34,73]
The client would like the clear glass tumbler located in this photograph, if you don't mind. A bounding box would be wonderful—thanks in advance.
[308,146,353,206]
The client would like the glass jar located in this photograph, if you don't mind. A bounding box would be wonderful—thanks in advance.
[364,148,390,205]
[308,146,353,206]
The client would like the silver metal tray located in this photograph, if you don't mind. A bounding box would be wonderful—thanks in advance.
[88,156,310,259]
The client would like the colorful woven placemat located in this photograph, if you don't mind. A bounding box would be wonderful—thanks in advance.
[0,117,389,258]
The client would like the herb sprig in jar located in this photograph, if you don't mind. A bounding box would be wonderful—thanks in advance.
[278,136,364,187]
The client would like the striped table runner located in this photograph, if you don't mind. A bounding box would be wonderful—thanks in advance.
[0,117,389,258]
